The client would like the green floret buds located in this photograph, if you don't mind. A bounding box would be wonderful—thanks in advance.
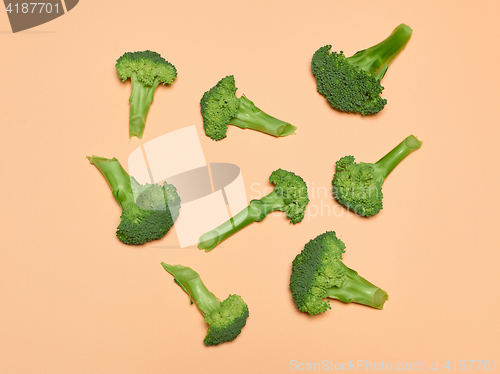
[290,231,388,316]
[332,135,422,217]
[268,169,310,224]
[87,156,180,245]
[200,75,240,141]
[116,50,177,138]
[198,168,309,251]
[203,295,249,346]
[201,75,296,141]
[312,23,412,115]
[161,263,249,346]
[332,155,384,217]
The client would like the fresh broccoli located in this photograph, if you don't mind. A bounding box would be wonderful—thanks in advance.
[332,135,422,217]
[87,156,180,245]
[290,231,388,316]
[115,50,177,139]
[312,23,412,115]
[200,75,296,141]
[161,263,249,346]
[198,169,309,251]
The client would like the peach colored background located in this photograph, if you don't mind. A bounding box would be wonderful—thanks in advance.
[1,1,499,373]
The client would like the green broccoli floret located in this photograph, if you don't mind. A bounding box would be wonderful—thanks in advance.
[87,156,180,245]
[332,135,422,217]
[161,263,249,346]
[312,24,412,115]
[115,50,177,139]
[198,169,309,251]
[290,231,388,316]
[200,75,296,141]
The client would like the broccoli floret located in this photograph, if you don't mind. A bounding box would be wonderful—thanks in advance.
[87,156,180,245]
[200,75,296,141]
[312,24,412,115]
[332,135,422,217]
[116,50,177,139]
[290,231,388,316]
[161,263,249,346]
[198,169,309,251]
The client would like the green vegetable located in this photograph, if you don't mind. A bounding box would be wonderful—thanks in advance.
[332,134,422,217]
[200,75,296,141]
[87,156,180,245]
[198,169,309,251]
[116,50,177,138]
[290,231,388,315]
[161,263,249,346]
[312,23,412,115]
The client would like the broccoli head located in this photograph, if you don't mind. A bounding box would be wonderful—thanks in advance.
[87,156,180,245]
[290,231,388,316]
[161,263,249,346]
[198,168,309,251]
[116,50,177,138]
[201,75,296,141]
[312,24,412,115]
[332,135,422,217]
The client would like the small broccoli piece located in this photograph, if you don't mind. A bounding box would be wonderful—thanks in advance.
[161,263,249,346]
[200,75,296,141]
[87,156,180,245]
[290,231,388,316]
[312,24,412,115]
[116,50,177,139]
[332,135,422,217]
[198,169,309,251]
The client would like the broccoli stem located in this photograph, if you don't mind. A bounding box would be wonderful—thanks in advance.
[198,189,285,251]
[373,135,423,180]
[87,156,135,209]
[229,96,296,137]
[129,73,159,139]
[347,23,413,80]
[325,264,388,309]
[161,263,221,316]
[197,205,259,251]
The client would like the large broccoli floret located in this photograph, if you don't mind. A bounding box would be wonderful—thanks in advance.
[116,50,177,139]
[87,156,180,245]
[198,169,309,251]
[200,75,296,141]
[290,231,388,316]
[161,263,249,346]
[332,135,422,217]
[312,24,412,115]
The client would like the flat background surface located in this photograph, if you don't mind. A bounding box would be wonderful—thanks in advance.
[1,1,499,373]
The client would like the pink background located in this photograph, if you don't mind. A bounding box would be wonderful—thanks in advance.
[1,1,499,373]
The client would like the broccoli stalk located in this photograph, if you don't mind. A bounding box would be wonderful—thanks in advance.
[346,23,413,81]
[198,169,309,251]
[128,74,159,139]
[161,263,249,346]
[332,135,422,217]
[228,95,296,137]
[290,231,388,316]
[312,23,412,115]
[201,75,296,141]
[371,134,423,180]
[87,156,180,245]
[324,265,388,309]
[116,50,177,139]
[88,156,135,210]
